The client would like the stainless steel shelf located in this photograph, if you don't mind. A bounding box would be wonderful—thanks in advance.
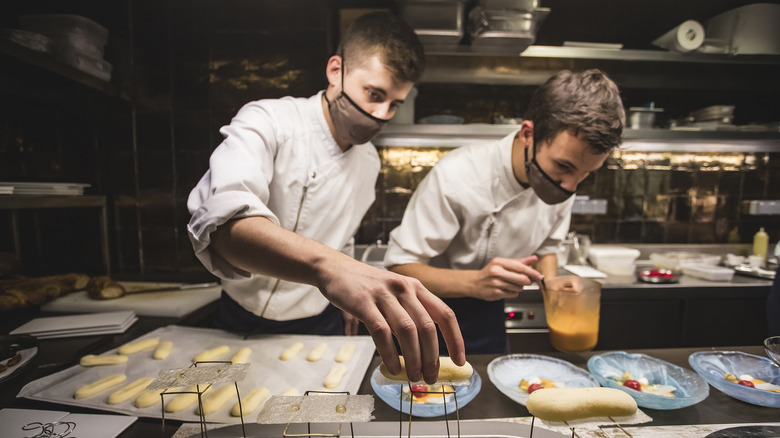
[420,45,780,88]
[374,124,780,152]
[424,44,780,64]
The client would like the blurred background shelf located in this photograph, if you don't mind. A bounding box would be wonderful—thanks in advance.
[0,38,124,100]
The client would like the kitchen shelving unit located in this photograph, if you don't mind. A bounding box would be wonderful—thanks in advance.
[0,195,111,275]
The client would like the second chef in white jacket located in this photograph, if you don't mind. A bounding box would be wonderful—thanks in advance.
[385,69,625,354]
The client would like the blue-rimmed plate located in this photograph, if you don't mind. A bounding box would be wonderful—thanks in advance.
[487,354,599,406]
[588,351,709,410]
[689,350,780,408]
[370,365,481,417]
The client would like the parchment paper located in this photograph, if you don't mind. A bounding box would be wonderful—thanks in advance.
[18,325,376,424]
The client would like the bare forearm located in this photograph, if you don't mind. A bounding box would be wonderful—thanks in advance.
[210,216,343,288]
[535,253,558,278]
[389,263,474,299]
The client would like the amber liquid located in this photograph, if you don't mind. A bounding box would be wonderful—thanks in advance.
[547,313,599,353]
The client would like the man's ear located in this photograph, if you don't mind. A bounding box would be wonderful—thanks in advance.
[325,55,343,89]
[519,120,534,149]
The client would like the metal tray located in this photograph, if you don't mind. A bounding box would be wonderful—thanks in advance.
[183,420,567,438]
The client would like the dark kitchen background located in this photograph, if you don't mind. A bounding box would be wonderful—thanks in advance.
[1,0,778,278]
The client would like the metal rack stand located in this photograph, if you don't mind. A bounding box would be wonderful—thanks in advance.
[528,416,634,438]
[398,381,460,438]
[157,361,247,438]
[281,390,356,438]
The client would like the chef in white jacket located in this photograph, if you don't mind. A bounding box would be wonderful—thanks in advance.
[385,69,625,354]
[187,12,464,384]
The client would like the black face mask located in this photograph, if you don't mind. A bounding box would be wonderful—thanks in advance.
[324,56,390,145]
[525,145,575,205]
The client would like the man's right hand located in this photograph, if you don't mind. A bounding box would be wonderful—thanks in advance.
[316,255,466,385]
[469,255,542,301]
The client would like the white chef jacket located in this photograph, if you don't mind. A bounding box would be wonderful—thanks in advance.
[188,91,380,321]
[385,130,574,271]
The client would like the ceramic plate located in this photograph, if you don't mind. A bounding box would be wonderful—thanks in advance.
[370,365,481,418]
[487,354,599,406]
[0,335,38,384]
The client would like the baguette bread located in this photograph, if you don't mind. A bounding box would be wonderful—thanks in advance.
[526,387,638,422]
[379,356,473,382]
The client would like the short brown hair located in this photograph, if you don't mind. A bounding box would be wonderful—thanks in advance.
[525,69,625,153]
[338,12,425,84]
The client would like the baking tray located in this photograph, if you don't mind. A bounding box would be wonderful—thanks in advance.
[17,325,376,424]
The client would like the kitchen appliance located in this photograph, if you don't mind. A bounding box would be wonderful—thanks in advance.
[628,103,664,129]
[504,299,546,332]
[467,0,549,52]
[703,3,780,55]
[400,0,467,48]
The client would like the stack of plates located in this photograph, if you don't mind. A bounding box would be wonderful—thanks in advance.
[9,310,136,339]
[0,182,90,196]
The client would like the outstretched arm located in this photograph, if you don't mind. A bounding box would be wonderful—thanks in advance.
[211,216,465,384]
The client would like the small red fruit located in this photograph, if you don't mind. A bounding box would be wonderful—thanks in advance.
[527,383,544,394]
[410,384,428,396]
[623,379,642,391]
[737,380,755,388]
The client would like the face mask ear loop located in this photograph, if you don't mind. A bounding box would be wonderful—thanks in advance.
[339,52,345,95]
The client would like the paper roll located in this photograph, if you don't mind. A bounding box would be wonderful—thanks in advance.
[652,20,705,53]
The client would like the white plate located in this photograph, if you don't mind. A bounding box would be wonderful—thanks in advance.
[487,354,599,406]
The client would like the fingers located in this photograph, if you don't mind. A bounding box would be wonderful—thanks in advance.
[342,311,359,336]
[393,282,442,384]
[488,264,535,291]
[417,288,465,367]
[361,308,402,376]
[500,257,543,283]
[375,286,424,383]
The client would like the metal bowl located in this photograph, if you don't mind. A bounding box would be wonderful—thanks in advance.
[765,336,780,367]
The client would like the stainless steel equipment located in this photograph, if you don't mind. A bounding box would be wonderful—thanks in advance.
[182,420,566,437]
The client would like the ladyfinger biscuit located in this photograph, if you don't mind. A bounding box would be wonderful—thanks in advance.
[74,373,127,399]
[80,354,128,367]
[230,387,269,417]
[526,387,638,422]
[379,356,472,382]
[196,385,237,415]
[323,364,347,389]
[231,347,252,364]
[118,337,159,355]
[134,386,181,409]
[335,343,356,363]
[279,388,300,396]
[306,343,327,362]
[165,385,211,413]
[154,341,174,360]
[193,345,230,362]
[279,342,304,361]
[107,377,155,404]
